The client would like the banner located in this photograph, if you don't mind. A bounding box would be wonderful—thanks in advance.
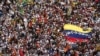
[63,24,92,43]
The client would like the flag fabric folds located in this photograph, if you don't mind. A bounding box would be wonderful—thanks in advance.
[63,24,92,43]
[63,24,92,33]
[63,30,91,39]
[64,36,89,43]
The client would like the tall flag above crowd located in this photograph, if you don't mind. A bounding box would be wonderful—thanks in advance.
[63,24,92,44]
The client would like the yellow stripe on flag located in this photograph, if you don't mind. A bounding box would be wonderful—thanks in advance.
[63,24,92,33]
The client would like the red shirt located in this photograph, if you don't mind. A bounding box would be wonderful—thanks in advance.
[19,48,24,56]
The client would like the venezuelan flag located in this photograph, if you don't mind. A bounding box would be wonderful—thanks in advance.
[63,24,92,43]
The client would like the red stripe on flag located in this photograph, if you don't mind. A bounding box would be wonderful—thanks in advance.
[64,36,89,43]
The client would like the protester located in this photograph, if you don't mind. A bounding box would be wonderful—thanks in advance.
[0,0,100,56]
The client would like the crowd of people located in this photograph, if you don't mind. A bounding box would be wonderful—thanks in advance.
[0,0,100,56]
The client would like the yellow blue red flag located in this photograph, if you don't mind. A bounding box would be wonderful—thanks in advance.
[63,24,92,43]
